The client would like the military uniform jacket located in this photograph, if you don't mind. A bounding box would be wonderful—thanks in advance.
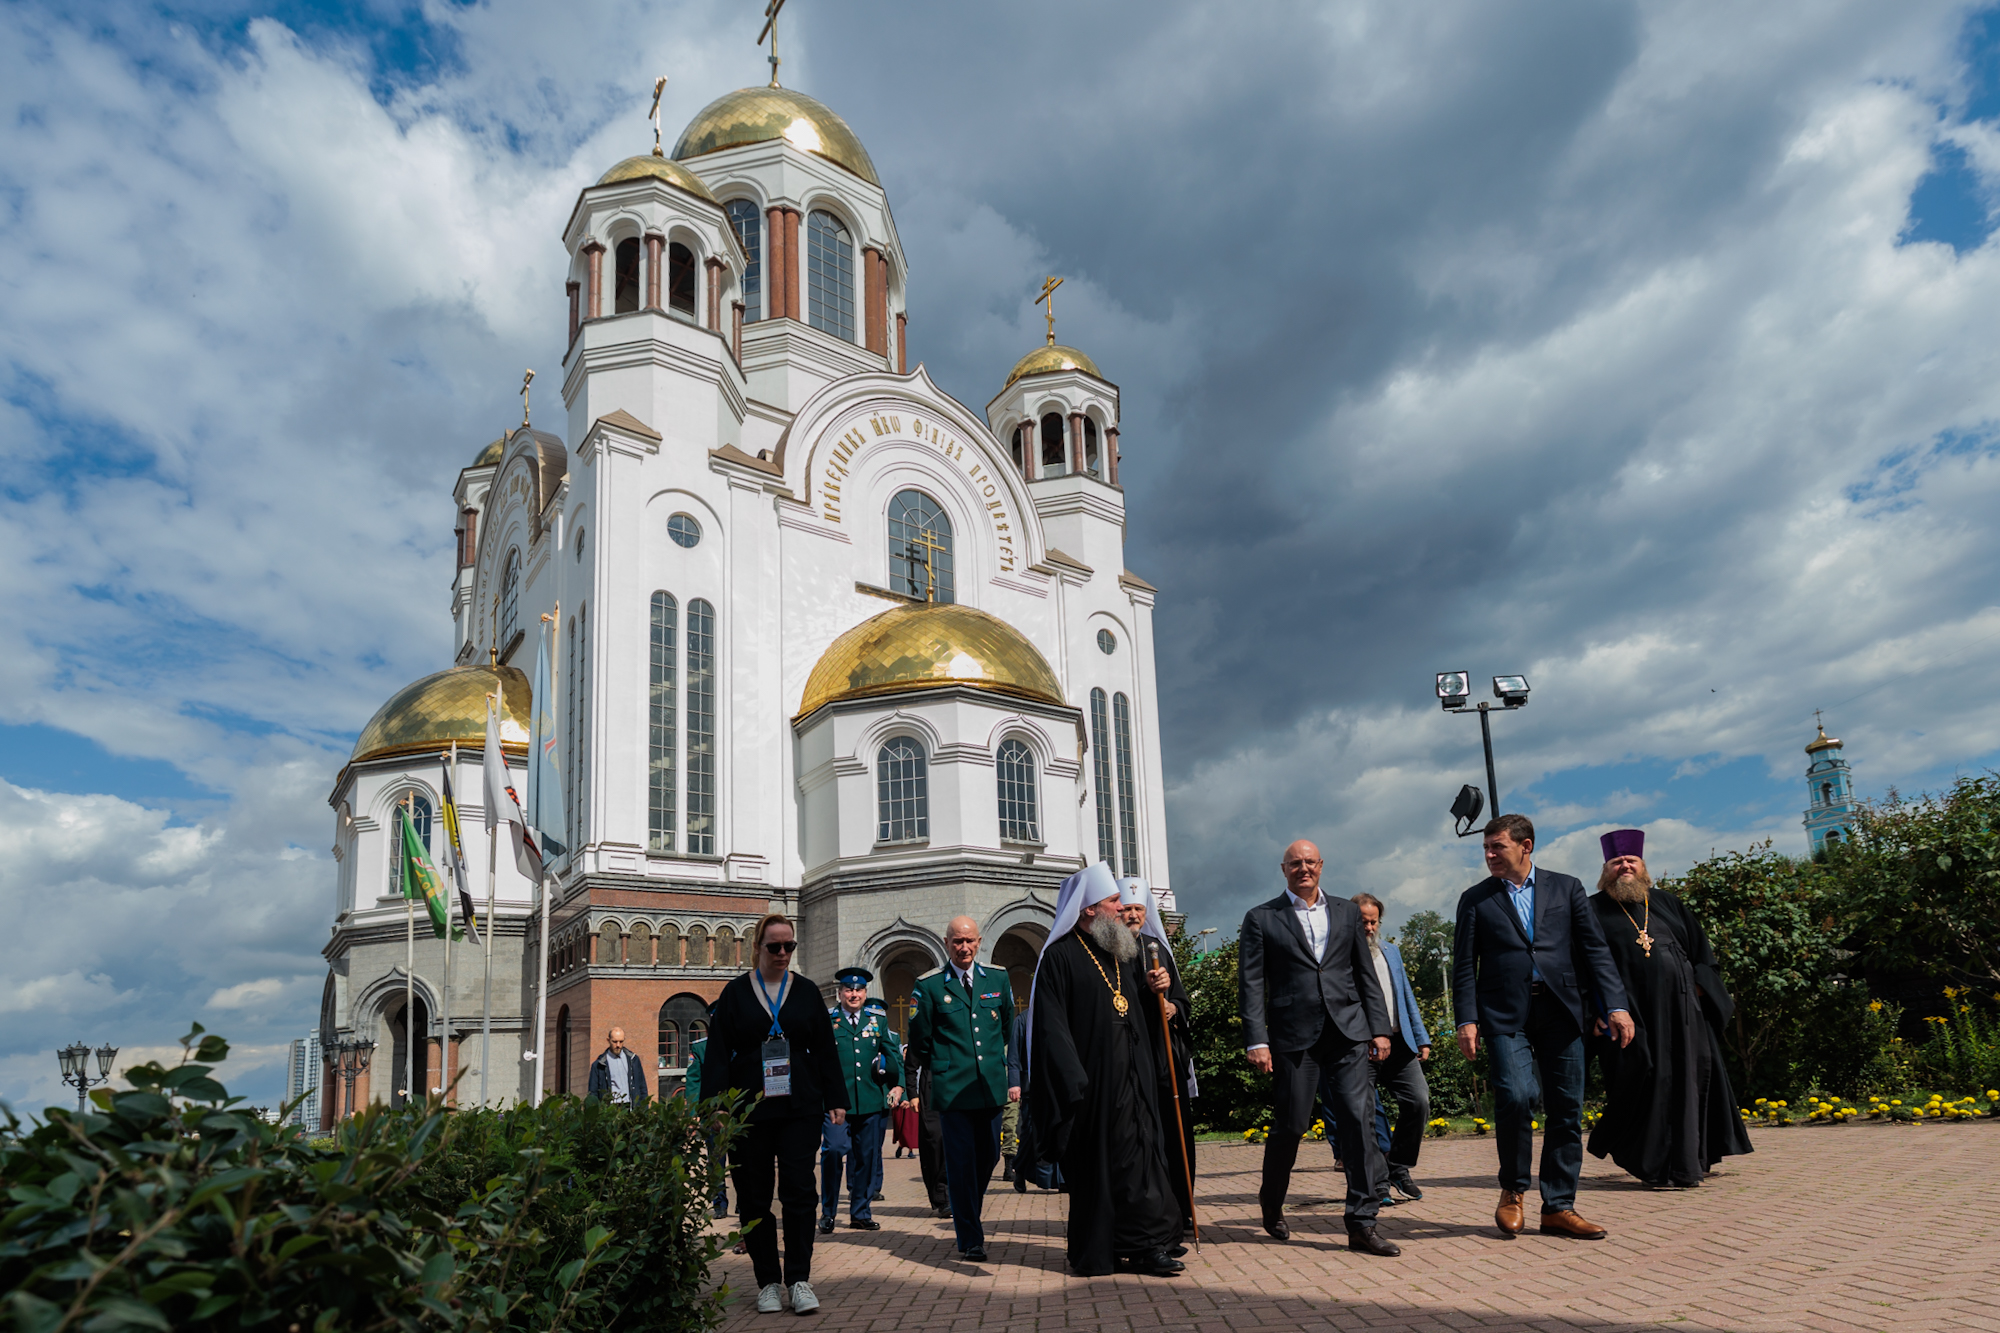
[827,1005,906,1116]
[907,963,1015,1111]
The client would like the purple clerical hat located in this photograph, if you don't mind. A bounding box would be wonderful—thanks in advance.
[1600,828,1645,861]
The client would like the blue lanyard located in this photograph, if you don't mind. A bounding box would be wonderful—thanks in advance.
[753,970,790,1040]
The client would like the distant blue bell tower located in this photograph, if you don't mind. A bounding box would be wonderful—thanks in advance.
[1803,712,1855,853]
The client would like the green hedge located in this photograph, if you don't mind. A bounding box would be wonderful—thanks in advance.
[1,1027,746,1333]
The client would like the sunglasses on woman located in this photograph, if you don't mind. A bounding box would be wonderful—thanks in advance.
[764,940,797,954]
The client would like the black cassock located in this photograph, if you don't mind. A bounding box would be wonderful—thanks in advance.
[1031,929,1184,1275]
[1141,937,1198,1229]
[1587,888,1754,1186]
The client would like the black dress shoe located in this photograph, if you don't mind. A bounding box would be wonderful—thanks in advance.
[962,1246,988,1262]
[871,1191,885,1201]
[1126,1249,1186,1277]
[933,1204,952,1218]
[1261,1211,1290,1241]
[1166,1244,1188,1259]
[1346,1225,1401,1257]
[817,1219,834,1235]
[847,1218,880,1230]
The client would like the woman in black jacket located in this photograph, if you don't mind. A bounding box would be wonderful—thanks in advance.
[701,913,847,1315]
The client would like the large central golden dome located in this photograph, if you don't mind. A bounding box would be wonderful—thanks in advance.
[797,603,1066,721]
[673,86,879,186]
[351,664,531,767]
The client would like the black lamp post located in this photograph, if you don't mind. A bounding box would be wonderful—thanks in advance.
[335,1039,376,1121]
[58,1041,118,1113]
[1436,671,1531,835]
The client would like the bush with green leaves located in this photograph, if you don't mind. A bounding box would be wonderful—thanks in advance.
[0,1026,745,1333]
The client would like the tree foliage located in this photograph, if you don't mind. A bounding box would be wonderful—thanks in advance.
[1840,773,2000,988]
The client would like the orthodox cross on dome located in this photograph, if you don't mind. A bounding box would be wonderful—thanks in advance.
[519,369,535,427]
[758,0,787,88]
[1813,708,1824,730]
[1036,275,1063,346]
[901,522,948,602]
[648,75,668,156]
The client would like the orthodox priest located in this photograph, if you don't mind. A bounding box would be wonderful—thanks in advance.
[1587,830,1754,1188]
[1119,877,1198,1231]
[1030,863,1187,1277]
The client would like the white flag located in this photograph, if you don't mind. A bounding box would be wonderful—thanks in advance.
[482,693,544,885]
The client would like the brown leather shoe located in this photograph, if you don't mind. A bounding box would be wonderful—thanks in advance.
[1495,1190,1526,1236]
[1539,1208,1608,1240]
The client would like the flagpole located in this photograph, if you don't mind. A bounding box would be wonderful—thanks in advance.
[481,697,498,1108]
[440,746,455,1104]
[402,793,416,1111]
[531,603,558,1108]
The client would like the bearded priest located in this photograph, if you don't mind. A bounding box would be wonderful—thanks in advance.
[1029,863,1186,1277]
[1587,830,1754,1188]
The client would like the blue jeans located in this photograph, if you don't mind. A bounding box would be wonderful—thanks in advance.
[820,1111,883,1221]
[1486,990,1586,1211]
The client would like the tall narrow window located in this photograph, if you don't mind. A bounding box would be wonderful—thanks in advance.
[1113,692,1140,877]
[649,592,679,853]
[659,1018,682,1071]
[686,598,716,855]
[1041,413,1067,471]
[387,793,434,898]
[555,1005,571,1095]
[566,616,578,849]
[996,739,1039,843]
[500,549,521,654]
[806,210,856,342]
[888,489,954,603]
[1084,418,1101,475]
[614,238,641,313]
[727,200,762,321]
[578,603,590,844]
[877,738,929,842]
[1089,689,1116,866]
[668,242,696,314]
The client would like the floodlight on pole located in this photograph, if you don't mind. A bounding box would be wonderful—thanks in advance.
[1435,670,1531,836]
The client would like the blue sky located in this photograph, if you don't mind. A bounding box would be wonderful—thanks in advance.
[4,0,2000,1110]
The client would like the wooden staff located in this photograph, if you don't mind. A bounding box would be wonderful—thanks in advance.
[1146,939,1198,1249]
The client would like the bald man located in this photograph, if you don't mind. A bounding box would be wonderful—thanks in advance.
[906,915,1019,1261]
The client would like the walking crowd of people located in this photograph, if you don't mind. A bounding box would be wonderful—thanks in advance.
[606,813,1749,1313]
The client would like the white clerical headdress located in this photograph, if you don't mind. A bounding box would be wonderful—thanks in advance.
[1023,860,1119,1061]
[1116,876,1175,963]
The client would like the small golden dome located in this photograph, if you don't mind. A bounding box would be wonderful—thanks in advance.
[1805,725,1843,755]
[797,603,1065,721]
[594,152,722,205]
[1005,343,1104,389]
[673,86,879,186]
[351,664,531,766]
[471,435,505,468]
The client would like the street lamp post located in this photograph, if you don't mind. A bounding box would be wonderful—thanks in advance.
[1435,671,1531,835]
[335,1039,376,1122]
[1196,927,1217,957]
[57,1041,118,1114]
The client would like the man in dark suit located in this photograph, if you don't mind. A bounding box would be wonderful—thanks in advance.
[1454,814,1635,1241]
[1238,839,1401,1256]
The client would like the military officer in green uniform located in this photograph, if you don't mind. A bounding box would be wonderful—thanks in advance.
[907,915,1019,1262]
[819,966,905,1232]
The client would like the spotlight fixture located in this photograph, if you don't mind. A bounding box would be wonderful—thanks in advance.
[1449,783,1486,837]
[1436,670,1470,710]
[1493,675,1530,706]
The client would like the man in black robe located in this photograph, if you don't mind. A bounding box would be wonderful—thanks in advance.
[1120,877,1198,1231]
[1587,829,1754,1188]
[1031,864,1186,1277]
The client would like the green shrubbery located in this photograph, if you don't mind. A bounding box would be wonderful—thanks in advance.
[0,1026,744,1332]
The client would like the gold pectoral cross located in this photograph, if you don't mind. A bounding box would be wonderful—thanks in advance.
[1035,275,1063,346]
[1635,929,1654,957]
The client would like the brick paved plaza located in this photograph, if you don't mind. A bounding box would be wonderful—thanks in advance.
[714,1122,1999,1332]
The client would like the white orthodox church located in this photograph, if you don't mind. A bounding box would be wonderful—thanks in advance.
[321,76,1172,1114]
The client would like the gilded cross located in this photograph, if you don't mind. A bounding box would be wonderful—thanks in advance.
[902,523,948,601]
[648,75,668,156]
[519,368,535,426]
[758,0,787,88]
[1036,275,1063,345]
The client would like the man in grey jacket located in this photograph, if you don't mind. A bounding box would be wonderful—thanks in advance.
[585,1027,650,1105]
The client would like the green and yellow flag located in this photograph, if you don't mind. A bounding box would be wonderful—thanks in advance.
[399,804,452,940]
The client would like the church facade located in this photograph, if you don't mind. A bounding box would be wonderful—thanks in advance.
[321,80,1172,1113]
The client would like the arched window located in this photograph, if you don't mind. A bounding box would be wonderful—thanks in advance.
[1083,417,1101,476]
[660,993,709,1075]
[668,241,697,314]
[806,210,856,342]
[996,739,1039,844]
[1820,782,1833,806]
[388,792,434,899]
[1113,692,1140,876]
[659,1018,681,1071]
[687,924,710,968]
[1825,829,1842,847]
[649,592,679,853]
[877,737,929,843]
[727,200,762,321]
[1010,426,1025,472]
[658,922,682,967]
[555,1005,572,1095]
[599,920,621,966]
[614,238,641,314]
[888,490,954,603]
[686,599,717,855]
[715,925,738,969]
[1041,413,1067,471]
[1089,690,1117,866]
[500,549,521,654]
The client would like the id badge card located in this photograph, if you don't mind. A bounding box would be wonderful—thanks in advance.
[761,1037,792,1098]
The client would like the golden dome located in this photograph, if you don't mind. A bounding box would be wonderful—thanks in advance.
[471,435,505,468]
[797,603,1065,721]
[1004,343,1104,389]
[1805,725,1843,754]
[594,152,722,205]
[351,664,531,766]
[673,86,879,186]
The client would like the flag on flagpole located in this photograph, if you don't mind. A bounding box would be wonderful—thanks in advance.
[439,754,479,946]
[483,691,545,885]
[526,615,567,859]
[398,804,452,939]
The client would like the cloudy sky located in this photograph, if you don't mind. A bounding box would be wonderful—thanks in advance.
[3,0,1998,1109]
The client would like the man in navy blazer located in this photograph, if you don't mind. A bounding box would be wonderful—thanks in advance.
[1344,893,1432,1202]
[1454,814,1634,1241]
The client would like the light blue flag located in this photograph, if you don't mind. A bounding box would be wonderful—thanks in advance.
[526,615,568,859]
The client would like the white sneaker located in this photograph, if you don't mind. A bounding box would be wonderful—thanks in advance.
[756,1283,783,1313]
[789,1281,820,1315]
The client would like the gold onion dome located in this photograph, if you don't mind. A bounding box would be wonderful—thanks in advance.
[351,664,531,766]
[471,435,505,467]
[797,602,1065,720]
[594,152,722,205]
[1806,725,1843,754]
[1004,343,1103,389]
[673,86,879,186]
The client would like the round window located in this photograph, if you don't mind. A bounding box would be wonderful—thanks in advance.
[668,513,702,548]
[1097,629,1116,655]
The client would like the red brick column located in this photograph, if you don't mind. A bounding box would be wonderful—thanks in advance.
[864,247,887,354]
[1069,412,1084,475]
[567,280,580,344]
[765,207,786,321]
[644,233,663,309]
[732,300,744,362]
[1107,426,1120,485]
[895,311,907,373]
[785,209,802,320]
[1019,422,1036,479]
[705,257,724,329]
[583,241,605,320]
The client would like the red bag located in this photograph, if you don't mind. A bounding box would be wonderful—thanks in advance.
[892,1103,920,1149]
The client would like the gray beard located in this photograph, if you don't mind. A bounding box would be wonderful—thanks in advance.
[1086,911,1139,963]
[1603,874,1652,905]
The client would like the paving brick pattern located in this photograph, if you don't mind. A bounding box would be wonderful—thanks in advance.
[712,1121,2000,1331]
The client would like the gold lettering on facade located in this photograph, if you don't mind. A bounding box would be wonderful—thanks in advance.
[818,410,1016,571]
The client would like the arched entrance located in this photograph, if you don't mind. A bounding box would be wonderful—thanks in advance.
[386,994,431,1108]
[990,925,1047,1013]
[879,946,936,1042]
[657,993,710,1097]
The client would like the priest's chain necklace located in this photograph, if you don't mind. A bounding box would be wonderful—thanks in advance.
[1616,893,1654,957]
[1077,936,1130,1016]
